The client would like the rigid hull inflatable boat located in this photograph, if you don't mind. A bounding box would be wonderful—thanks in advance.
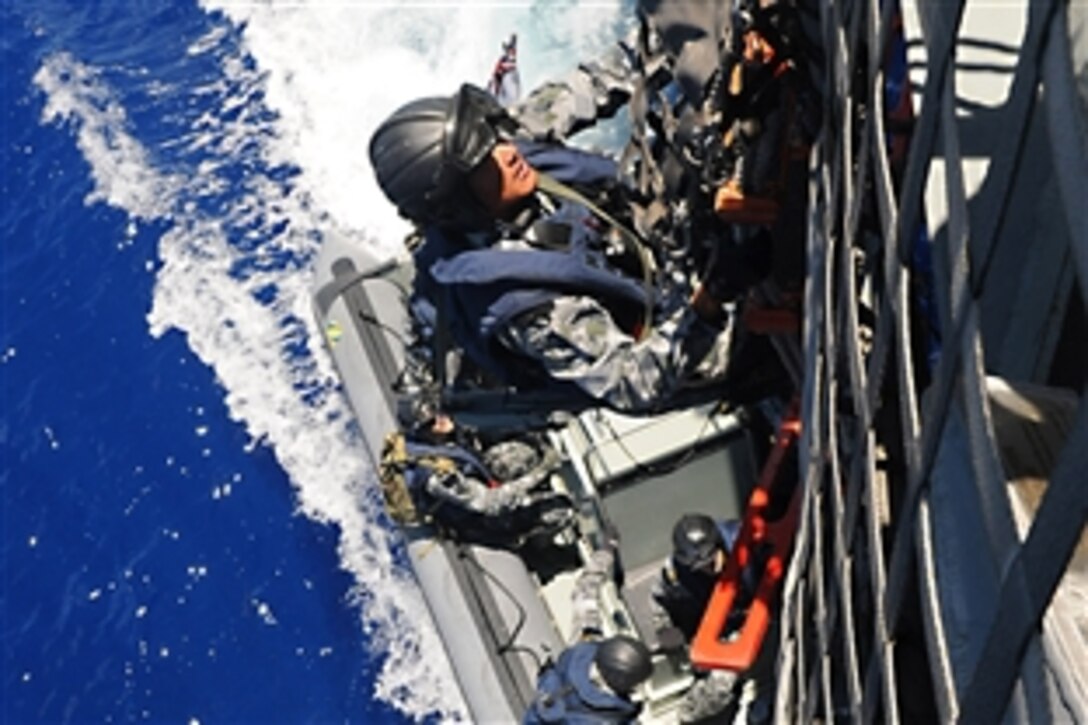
[309,0,1088,720]
[310,234,794,722]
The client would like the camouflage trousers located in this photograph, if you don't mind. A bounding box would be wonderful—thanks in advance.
[568,548,616,641]
[679,669,740,723]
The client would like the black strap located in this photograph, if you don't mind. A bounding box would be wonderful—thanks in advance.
[536,173,657,339]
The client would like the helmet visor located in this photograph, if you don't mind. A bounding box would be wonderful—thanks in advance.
[444,84,505,174]
[677,546,719,574]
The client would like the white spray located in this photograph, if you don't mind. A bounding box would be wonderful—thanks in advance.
[33,1,625,719]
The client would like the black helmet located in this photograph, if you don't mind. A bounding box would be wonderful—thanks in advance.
[594,635,653,695]
[369,95,448,226]
[672,513,724,573]
[368,84,517,229]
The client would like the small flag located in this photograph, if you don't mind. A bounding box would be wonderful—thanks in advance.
[487,33,520,106]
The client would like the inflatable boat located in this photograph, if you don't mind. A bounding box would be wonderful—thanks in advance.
[310,1,1088,720]
[310,233,793,722]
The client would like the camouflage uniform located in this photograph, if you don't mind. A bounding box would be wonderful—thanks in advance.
[489,20,744,414]
[497,294,735,414]
[423,441,561,518]
[678,669,741,723]
[513,29,638,141]
[569,547,617,640]
[510,2,730,141]
[481,439,548,481]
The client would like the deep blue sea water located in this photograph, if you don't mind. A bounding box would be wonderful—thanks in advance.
[1,3,400,722]
[2,2,625,721]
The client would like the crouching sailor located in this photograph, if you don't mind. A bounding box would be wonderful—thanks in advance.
[525,541,653,723]
[654,514,745,641]
[653,513,755,724]
[380,405,574,547]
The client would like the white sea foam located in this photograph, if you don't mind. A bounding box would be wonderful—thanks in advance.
[34,44,464,723]
[33,2,624,719]
[34,55,181,219]
[200,0,627,248]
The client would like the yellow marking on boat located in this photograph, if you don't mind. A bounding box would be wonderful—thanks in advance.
[324,320,343,346]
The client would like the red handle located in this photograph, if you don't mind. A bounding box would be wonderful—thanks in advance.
[690,404,802,671]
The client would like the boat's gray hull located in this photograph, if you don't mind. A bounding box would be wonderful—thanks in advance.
[311,234,563,721]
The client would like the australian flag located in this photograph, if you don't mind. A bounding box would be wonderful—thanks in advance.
[487,33,520,106]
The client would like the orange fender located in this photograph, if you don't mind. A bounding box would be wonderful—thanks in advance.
[690,403,802,671]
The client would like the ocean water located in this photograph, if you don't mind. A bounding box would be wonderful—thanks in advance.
[1,1,626,722]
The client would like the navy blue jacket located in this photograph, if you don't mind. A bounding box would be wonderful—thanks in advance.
[410,142,652,390]
[523,641,641,724]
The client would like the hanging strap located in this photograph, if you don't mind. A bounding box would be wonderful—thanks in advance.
[432,292,452,389]
[535,172,656,340]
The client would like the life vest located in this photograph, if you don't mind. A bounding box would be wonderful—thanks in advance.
[524,642,641,724]
[408,141,611,342]
[411,145,654,389]
[402,437,492,482]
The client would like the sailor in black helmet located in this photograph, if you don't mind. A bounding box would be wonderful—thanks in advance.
[522,529,652,723]
[524,633,653,724]
[654,513,743,640]
[369,83,782,415]
[653,512,770,723]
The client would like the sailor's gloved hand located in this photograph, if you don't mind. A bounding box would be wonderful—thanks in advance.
[655,625,686,654]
